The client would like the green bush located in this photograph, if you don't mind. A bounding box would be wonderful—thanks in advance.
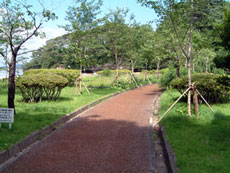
[170,73,230,103]
[159,68,176,87]
[16,73,68,102]
[97,69,131,76]
[212,68,226,75]
[102,68,111,76]
[24,69,80,86]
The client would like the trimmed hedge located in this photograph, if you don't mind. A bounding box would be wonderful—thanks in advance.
[97,69,131,76]
[170,73,230,103]
[24,69,80,86]
[16,73,68,102]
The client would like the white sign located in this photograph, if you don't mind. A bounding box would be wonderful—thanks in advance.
[0,108,14,129]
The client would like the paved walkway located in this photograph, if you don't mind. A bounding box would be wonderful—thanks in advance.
[3,84,160,173]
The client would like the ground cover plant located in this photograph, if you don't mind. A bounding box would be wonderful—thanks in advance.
[160,89,230,172]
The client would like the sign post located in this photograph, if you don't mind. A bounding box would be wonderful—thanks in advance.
[0,108,14,129]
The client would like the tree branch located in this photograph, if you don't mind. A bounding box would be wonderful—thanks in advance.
[18,49,37,56]
[0,51,10,65]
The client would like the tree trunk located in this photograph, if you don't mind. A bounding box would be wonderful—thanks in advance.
[131,59,134,75]
[205,57,209,73]
[156,60,160,78]
[79,62,82,94]
[131,59,134,83]
[187,0,194,116]
[114,47,119,82]
[187,57,192,116]
[176,56,181,78]
[8,55,16,111]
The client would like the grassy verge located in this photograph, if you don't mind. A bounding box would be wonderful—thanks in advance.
[160,89,230,172]
[0,86,120,151]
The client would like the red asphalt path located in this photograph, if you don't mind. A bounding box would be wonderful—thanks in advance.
[2,84,160,173]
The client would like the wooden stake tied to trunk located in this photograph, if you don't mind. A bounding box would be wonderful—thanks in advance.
[75,77,90,95]
[192,83,199,117]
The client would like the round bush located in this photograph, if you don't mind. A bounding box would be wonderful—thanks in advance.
[23,69,80,86]
[16,73,68,102]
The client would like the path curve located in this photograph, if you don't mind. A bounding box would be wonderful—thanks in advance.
[3,84,160,173]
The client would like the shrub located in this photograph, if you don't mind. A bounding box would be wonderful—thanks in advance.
[170,73,230,103]
[24,69,80,86]
[212,68,226,75]
[102,68,111,76]
[16,73,68,102]
[159,68,176,87]
[97,69,131,76]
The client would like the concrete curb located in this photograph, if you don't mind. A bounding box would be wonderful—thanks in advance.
[0,91,122,166]
[152,90,178,173]
[160,126,179,173]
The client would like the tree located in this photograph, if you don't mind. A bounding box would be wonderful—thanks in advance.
[125,24,153,74]
[0,0,56,111]
[138,0,216,115]
[103,8,129,82]
[63,0,102,93]
[219,8,230,50]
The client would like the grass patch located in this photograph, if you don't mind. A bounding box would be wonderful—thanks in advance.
[0,85,120,151]
[160,89,230,172]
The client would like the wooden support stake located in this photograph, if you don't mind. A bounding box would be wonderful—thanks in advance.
[146,74,151,84]
[75,78,81,95]
[79,78,82,94]
[129,72,140,88]
[192,83,199,117]
[82,81,90,94]
[153,87,191,127]
[196,89,214,113]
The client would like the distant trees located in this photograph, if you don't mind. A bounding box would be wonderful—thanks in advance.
[0,0,56,110]
[24,5,157,74]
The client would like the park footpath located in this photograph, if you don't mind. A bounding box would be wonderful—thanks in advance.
[2,84,161,173]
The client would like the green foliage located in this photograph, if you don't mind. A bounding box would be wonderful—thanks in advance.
[219,8,230,50]
[16,73,68,102]
[160,89,230,172]
[159,68,176,87]
[170,73,230,103]
[102,68,111,76]
[24,69,80,86]
[212,68,226,75]
[97,69,131,76]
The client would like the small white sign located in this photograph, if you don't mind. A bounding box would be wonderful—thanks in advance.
[0,108,14,129]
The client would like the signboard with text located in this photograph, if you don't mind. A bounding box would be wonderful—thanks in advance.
[0,108,14,129]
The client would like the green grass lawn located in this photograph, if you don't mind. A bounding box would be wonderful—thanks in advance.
[160,89,230,173]
[0,85,121,151]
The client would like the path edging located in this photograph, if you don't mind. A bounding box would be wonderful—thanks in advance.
[159,126,178,173]
[0,91,123,165]
[152,91,178,173]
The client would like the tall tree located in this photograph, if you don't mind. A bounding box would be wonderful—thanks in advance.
[138,0,215,115]
[103,8,129,82]
[0,0,56,110]
[63,0,102,93]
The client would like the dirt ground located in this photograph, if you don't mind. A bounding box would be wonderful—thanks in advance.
[2,84,161,173]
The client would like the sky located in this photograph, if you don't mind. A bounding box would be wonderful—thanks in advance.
[0,0,158,66]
